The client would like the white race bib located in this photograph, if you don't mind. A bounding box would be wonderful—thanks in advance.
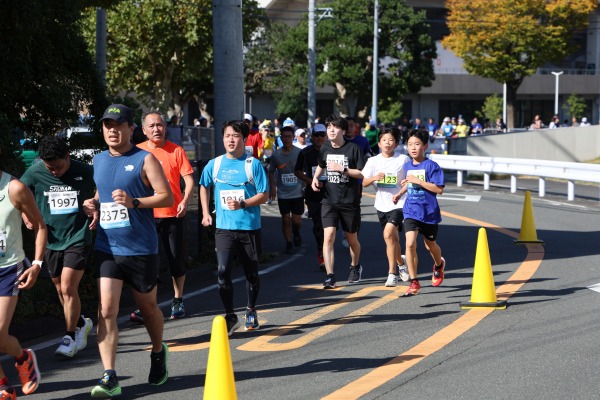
[219,189,245,209]
[281,173,298,186]
[99,202,131,230]
[244,146,254,156]
[0,230,6,257]
[312,166,328,181]
[48,191,78,215]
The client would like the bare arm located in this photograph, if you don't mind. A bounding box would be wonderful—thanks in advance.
[362,172,384,188]
[11,179,46,289]
[200,185,212,227]
[402,175,444,195]
[176,173,195,218]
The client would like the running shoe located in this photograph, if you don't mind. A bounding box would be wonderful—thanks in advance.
[244,308,260,331]
[91,371,121,398]
[402,280,421,297]
[293,234,302,247]
[348,264,363,283]
[14,349,40,395]
[130,309,144,323]
[0,384,16,400]
[284,242,295,255]
[317,253,325,272]
[55,335,78,358]
[148,343,169,385]
[432,257,446,287]
[225,313,240,337]
[323,274,336,289]
[170,299,186,319]
[385,273,397,287]
[75,316,93,351]
[397,255,409,282]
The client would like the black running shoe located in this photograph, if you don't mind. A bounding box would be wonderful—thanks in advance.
[348,264,363,283]
[323,274,336,289]
[91,370,121,398]
[225,313,240,336]
[148,343,169,385]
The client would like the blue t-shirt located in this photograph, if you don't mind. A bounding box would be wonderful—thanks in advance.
[346,135,371,157]
[200,154,268,230]
[93,147,158,256]
[403,158,445,224]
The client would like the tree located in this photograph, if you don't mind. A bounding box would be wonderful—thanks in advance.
[81,0,264,121]
[442,0,597,129]
[476,94,503,129]
[244,0,436,123]
[563,93,586,121]
[0,0,106,174]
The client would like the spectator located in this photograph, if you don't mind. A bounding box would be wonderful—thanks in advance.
[454,118,469,137]
[426,118,439,142]
[470,117,483,135]
[439,117,454,138]
[580,117,591,127]
[530,115,542,130]
[496,117,506,133]
[571,117,579,127]
[548,115,560,129]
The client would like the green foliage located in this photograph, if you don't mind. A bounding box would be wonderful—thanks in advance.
[244,0,436,120]
[378,101,403,125]
[0,0,106,145]
[476,94,503,125]
[563,93,586,120]
[443,0,597,128]
[81,0,264,118]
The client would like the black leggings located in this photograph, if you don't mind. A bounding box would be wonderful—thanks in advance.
[215,229,261,314]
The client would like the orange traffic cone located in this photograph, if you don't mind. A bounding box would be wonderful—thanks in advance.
[204,316,237,400]
[514,191,544,245]
[461,228,507,310]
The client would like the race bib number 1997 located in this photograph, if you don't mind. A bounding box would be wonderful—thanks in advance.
[48,191,78,214]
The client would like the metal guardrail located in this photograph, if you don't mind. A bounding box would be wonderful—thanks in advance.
[428,154,600,201]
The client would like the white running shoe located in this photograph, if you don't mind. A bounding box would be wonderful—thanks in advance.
[398,255,409,282]
[55,335,78,358]
[385,273,397,287]
[75,316,93,351]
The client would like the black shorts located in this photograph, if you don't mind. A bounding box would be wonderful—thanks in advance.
[321,202,361,233]
[94,251,159,294]
[404,218,439,241]
[45,246,90,278]
[278,197,305,216]
[377,209,404,230]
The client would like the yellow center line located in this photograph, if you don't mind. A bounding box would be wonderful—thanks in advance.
[238,287,403,352]
[323,211,545,399]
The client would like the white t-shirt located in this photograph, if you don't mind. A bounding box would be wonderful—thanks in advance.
[362,153,409,212]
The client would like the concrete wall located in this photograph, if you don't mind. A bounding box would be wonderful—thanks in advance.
[466,126,600,162]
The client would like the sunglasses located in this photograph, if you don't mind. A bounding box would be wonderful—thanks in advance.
[312,132,326,137]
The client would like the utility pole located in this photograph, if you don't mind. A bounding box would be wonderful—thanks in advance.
[370,0,379,123]
[307,3,332,128]
[308,0,316,128]
[551,71,563,116]
[95,8,106,89]
[213,0,244,155]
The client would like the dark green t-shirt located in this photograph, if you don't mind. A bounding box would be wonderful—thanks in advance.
[21,160,95,250]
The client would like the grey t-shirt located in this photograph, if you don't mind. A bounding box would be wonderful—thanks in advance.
[269,146,303,199]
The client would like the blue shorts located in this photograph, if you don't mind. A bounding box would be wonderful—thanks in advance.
[0,260,27,296]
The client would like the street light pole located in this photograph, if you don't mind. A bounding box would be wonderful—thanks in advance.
[551,71,563,115]
[370,0,379,122]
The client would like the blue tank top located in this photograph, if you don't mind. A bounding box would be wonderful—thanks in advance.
[93,147,158,255]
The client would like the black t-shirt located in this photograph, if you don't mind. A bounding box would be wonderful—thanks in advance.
[295,145,324,203]
[317,140,365,205]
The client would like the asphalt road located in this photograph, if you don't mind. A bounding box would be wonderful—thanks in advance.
[4,178,600,399]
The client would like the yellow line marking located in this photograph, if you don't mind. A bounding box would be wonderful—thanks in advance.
[238,287,403,352]
[323,210,545,399]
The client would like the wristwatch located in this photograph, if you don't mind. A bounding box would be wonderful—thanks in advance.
[132,198,141,209]
[31,260,43,269]
[343,167,348,175]
[240,200,246,209]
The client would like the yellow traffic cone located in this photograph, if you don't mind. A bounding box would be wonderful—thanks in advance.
[514,191,544,245]
[461,228,507,310]
[204,316,237,400]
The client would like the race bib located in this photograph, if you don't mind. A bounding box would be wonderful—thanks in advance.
[281,173,298,186]
[99,202,130,230]
[312,166,328,181]
[244,146,254,156]
[377,173,398,188]
[220,189,245,209]
[326,154,347,184]
[48,191,78,215]
[0,230,6,257]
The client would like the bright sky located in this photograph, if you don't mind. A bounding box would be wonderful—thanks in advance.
[257,0,270,7]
